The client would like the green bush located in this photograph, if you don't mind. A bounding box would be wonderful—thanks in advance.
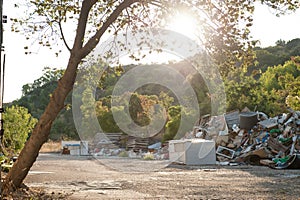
[3,106,37,155]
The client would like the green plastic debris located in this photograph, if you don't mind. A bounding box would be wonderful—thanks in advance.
[279,137,292,143]
[270,129,281,134]
[273,156,290,164]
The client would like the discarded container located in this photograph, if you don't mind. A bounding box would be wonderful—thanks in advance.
[169,139,216,165]
[239,112,258,130]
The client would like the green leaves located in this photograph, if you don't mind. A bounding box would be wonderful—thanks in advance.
[225,55,300,116]
[3,106,37,155]
[260,0,300,15]
[260,57,300,113]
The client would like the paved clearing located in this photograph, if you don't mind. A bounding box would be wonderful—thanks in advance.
[24,153,300,199]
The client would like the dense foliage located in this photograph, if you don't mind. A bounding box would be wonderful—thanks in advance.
[259,56,300,114]
[226,55,300,116]
[249,38,300,76]
[12,67,78,141]
[2,106,37,155]
[16,67,64,118]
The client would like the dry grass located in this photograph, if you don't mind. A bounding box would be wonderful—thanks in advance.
[40,141,61,153]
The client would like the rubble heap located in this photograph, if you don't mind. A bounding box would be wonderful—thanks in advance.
[89,108,300,169]
[194,108,300,169]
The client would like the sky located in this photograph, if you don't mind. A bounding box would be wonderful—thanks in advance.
[2,1,300,103]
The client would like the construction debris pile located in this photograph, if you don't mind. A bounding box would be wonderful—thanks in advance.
[192,108,300,169]
[90,132,169,160]
[88,108,300,169]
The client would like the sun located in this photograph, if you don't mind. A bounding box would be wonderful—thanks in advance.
[166,12,199,39]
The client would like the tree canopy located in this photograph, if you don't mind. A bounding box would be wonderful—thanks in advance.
[11,0,299,76]
[16,67,64,118]
[249,38,300,74]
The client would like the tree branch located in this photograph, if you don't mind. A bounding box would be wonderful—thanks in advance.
[58,21,71,52]
[72,0,98,52]
[79,0,140,58]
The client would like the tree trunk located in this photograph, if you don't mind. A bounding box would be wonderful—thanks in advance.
[2,0,96,192]
[2,54,81,192]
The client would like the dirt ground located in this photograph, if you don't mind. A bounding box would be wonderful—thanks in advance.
[15,153,300,200]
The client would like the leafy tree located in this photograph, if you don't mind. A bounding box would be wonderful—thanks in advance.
[158,91,174,110]
[275,39,286,47]
[257,57,300,115]
[2,106,37,156]
[96,103,122,133]
[15,67,64,118]
[5,0,299,192]
[128,93,144,125]
[96,92,170,133]
[13,68,76,141]
[162,105,181,142]
[253,48,285,72]
[225,70,260,111]
[260,59,300,91]
[79,87,99,140]
[21,67,64,96]
[285,76,300,110]
[96,66,124,98]
[186,72,211,115]
[249,38,300,75]
[50,108,79,140]
[224,56,300,116]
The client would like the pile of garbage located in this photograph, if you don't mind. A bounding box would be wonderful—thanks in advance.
[90,132,169,160]
[89,107,300,169]
[193,108,300,169]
